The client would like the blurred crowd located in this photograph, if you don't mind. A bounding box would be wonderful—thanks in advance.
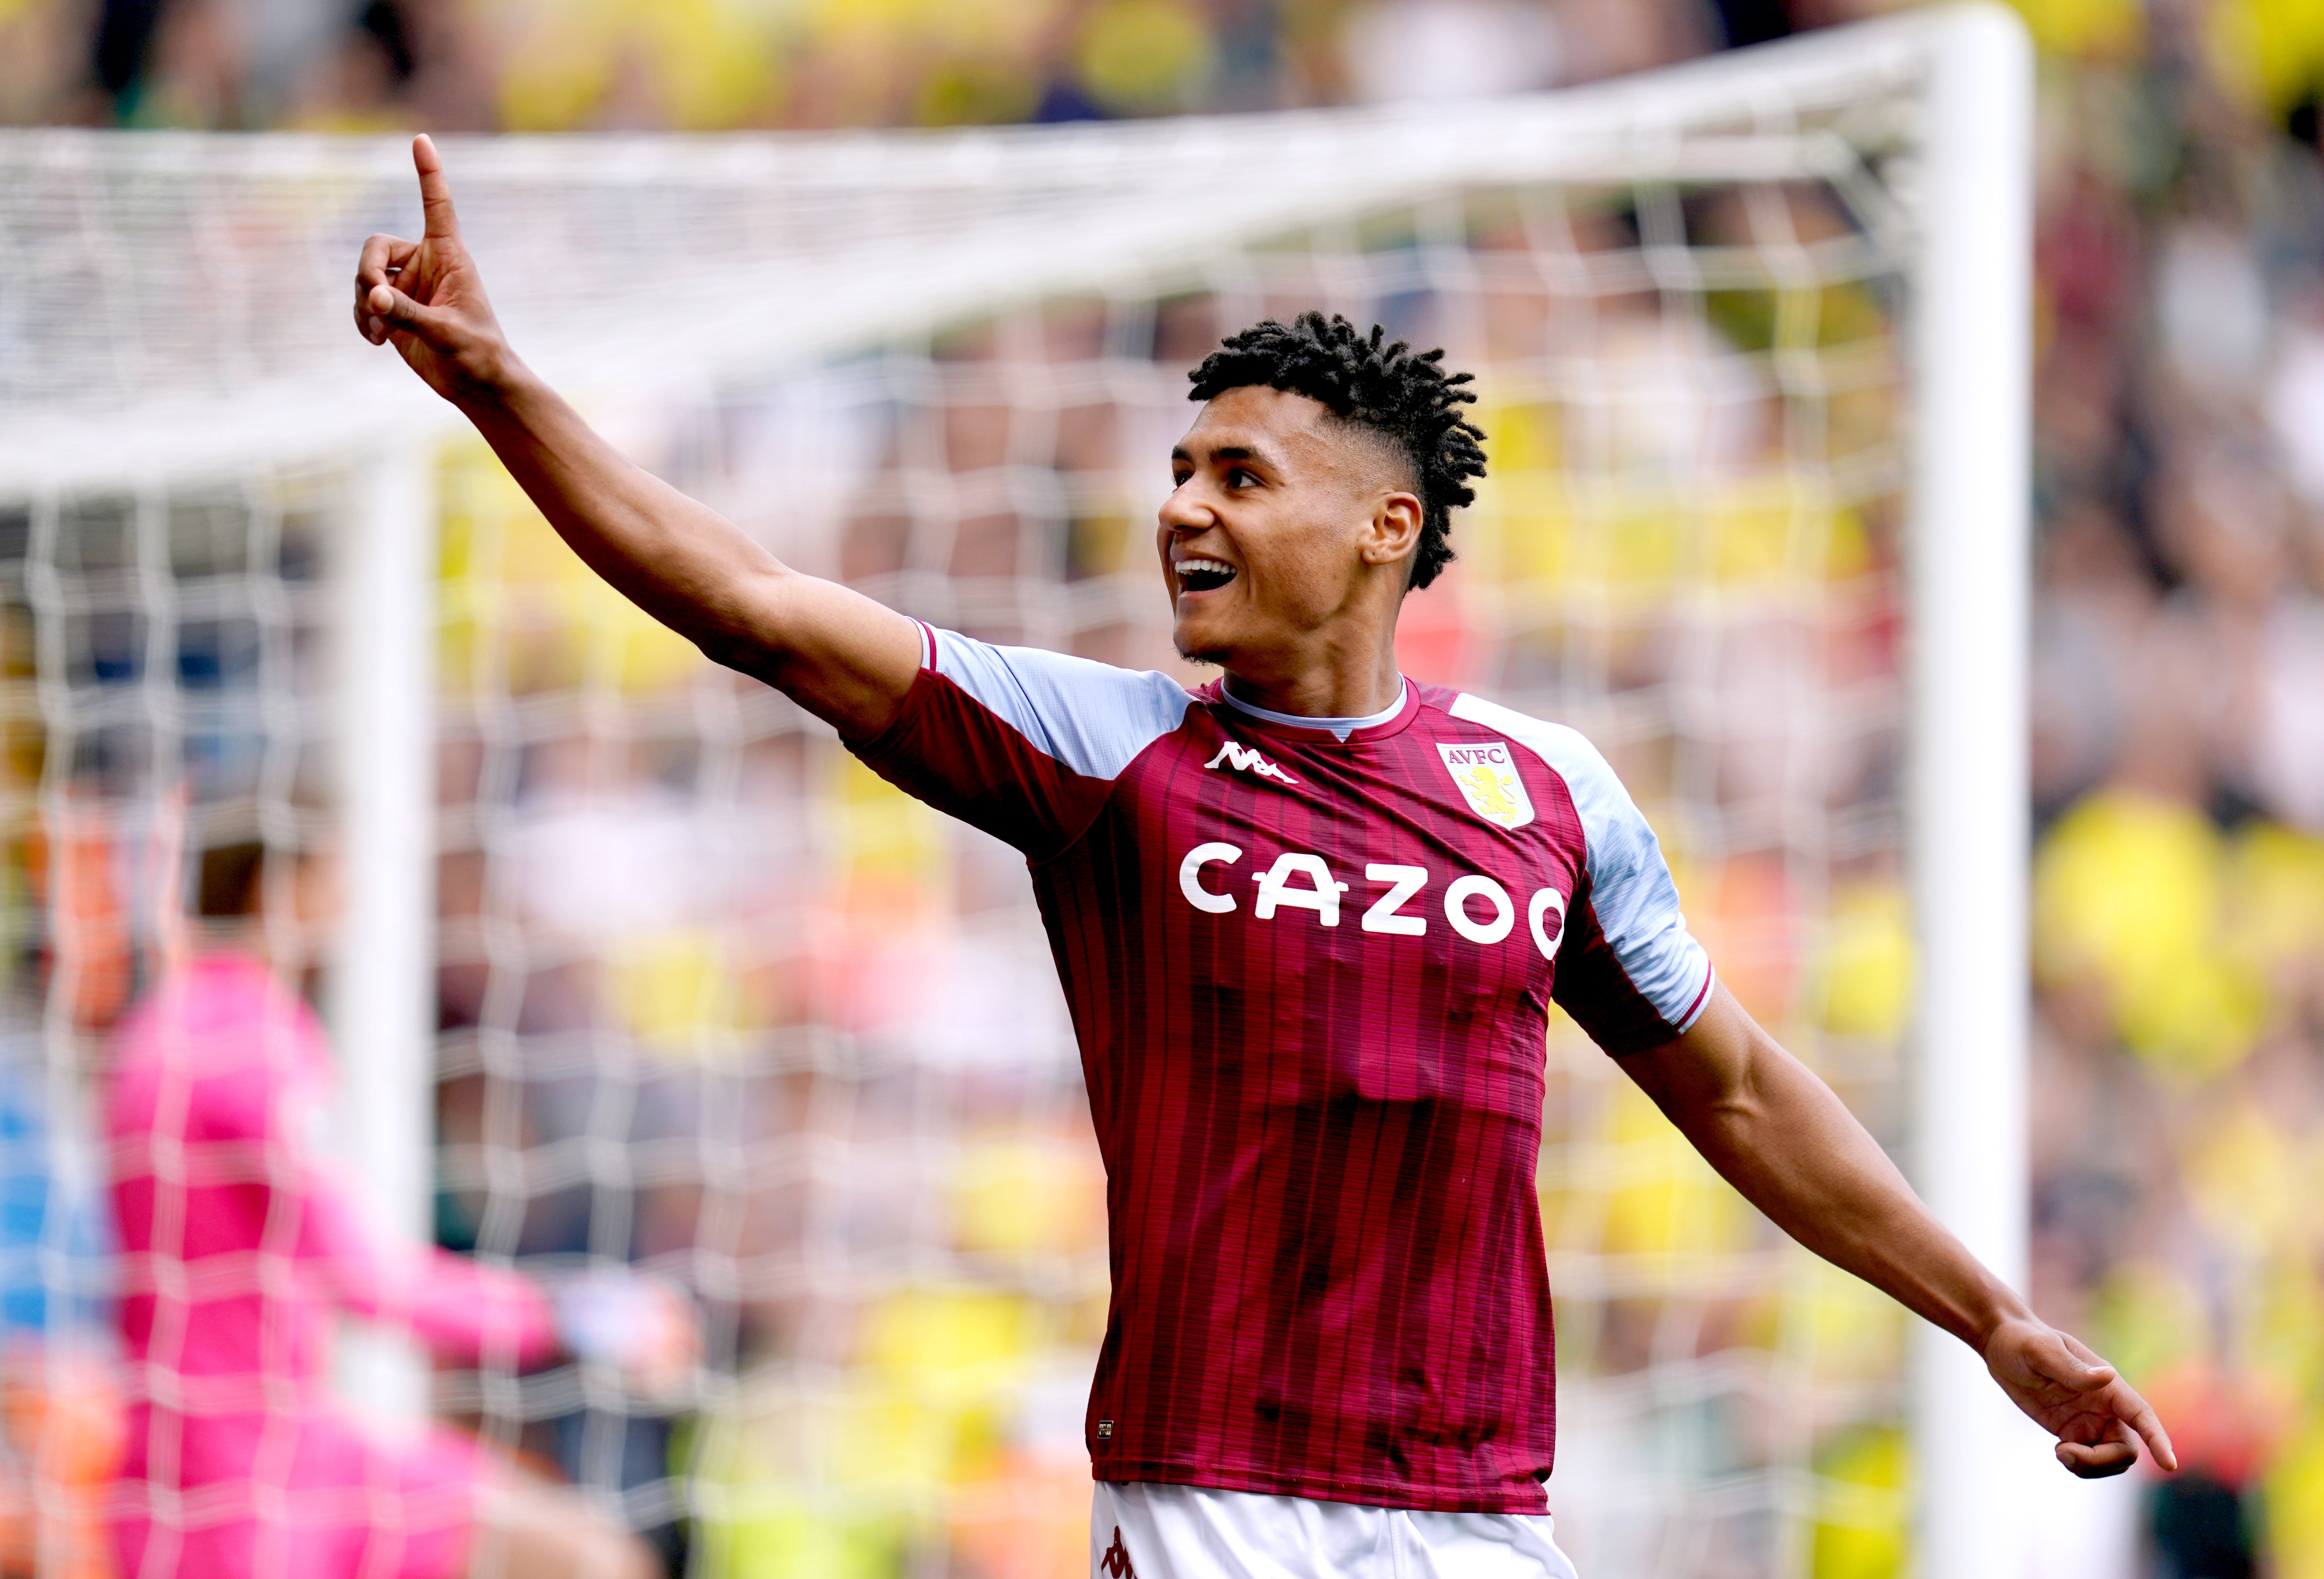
[5,0,2324,1577]
[2012,7,2324,1579]
[0,0,1733,134]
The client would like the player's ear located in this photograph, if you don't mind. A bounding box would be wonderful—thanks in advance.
[1360,490,1423,572]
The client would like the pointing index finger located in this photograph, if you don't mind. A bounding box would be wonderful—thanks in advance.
[412,133,460,240]
[2114,1383,2177,1473]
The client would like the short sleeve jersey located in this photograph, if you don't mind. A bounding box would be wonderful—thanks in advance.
[853,625,1714,1515]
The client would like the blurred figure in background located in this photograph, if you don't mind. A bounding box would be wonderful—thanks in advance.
[104,823,689,1579]
[0,1034,117,1579]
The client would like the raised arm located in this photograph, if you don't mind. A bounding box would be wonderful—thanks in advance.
[353,134,919,739]
[1622,982,2176,1480]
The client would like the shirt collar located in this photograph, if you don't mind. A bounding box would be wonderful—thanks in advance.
[1219,677,1410,742]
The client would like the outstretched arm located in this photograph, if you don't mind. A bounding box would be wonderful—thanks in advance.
[353,134,919,739]
[1623,983,2176,1480]
[286,1101,698,1393]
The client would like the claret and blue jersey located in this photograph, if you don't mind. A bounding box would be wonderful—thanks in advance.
[854,622,1715,1515]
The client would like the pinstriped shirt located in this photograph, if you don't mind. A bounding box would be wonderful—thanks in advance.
[853,624,1714,1514]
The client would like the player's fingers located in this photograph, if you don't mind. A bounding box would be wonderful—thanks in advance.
[354,237,416,342]
[2056,1436,2137,1478]
[352,296,392,347]
[355,232,416,295]
[2111,1381,2177,1473]
[412,134,461,241]
[367,283,454,346]
[354,237,405,346]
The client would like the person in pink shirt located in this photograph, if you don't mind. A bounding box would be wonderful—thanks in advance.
[107,831,688,1579]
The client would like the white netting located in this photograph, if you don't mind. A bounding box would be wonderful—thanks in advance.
[0,17,1962,1577]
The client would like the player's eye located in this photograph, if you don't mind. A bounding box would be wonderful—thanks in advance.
[1227,468,1258,489]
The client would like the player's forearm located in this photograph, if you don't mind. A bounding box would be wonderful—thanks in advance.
[449,363,920,735]
[1632,991,2031,1352]
[1682,1050,2027,1349]
[455,361,786,672]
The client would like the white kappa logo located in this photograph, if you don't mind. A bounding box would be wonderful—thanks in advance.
[1204,740,1299,786]
[1437,740,1534,831]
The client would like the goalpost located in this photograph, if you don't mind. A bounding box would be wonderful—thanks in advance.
[0,7,2032,1575]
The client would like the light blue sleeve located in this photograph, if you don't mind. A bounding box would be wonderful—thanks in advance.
[1448,691,1714,1035]
[926,627,1194,780]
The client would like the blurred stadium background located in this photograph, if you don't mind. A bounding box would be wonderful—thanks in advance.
[0,1,2320,1577]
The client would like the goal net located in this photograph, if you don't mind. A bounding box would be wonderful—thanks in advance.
[0,8,2031,1577]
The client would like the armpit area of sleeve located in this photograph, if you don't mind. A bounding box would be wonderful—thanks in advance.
[1591,962,1716,1057]
[1553,908,1717,1056]
[843,666,983,800]
[844,661,940,765]
[843,665,1110,859]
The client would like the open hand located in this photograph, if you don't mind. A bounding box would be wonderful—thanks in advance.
[353,134,516,405]
[1985,1318,2176,1478]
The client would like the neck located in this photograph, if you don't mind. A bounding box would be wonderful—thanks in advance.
[1219,637,1404,719]
[193,923,298,979]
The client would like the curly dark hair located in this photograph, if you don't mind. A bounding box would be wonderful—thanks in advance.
[1186,311,1486,590]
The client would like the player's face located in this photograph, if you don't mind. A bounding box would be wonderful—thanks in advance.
[1159,386,1416,668]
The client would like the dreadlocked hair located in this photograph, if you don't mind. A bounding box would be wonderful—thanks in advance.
[1186,311,1486,590]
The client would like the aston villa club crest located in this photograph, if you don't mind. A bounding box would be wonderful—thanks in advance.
[1437,740,1534,831]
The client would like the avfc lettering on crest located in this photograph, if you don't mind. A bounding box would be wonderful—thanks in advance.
[1437,740,1534,831]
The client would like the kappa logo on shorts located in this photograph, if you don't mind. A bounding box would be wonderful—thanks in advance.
[1100,1526,1138,1578]
[1437,740,1534,831]
[1204,740,1298,786]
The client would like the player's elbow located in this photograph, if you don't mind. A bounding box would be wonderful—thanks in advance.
[1666,1075,1767,1141]
[691,623,774,682]
[1649,1046,1780,1143]
[686,566,795,681]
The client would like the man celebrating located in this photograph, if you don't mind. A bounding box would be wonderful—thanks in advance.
[356,136,2171,1577]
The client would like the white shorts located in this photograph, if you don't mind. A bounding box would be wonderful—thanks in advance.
[1090,1481,1581,1579]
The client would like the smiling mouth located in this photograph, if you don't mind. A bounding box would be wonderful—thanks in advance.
[1176,558,1238,593]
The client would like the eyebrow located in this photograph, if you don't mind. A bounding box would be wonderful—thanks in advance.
[1170,443,1271,467]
